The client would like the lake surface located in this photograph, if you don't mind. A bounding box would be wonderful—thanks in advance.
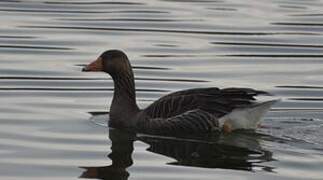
[1,0,323,179]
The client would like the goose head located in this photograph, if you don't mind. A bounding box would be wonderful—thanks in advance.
[83,50,139,123]
[82,50,131,75]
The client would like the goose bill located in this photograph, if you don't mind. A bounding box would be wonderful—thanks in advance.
[82,57,103,72]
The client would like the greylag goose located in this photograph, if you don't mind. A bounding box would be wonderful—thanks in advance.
[83,50,278,135]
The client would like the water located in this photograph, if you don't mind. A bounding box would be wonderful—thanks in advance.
[1,0,323,179]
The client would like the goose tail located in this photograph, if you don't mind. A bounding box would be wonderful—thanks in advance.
[219,99,280,132]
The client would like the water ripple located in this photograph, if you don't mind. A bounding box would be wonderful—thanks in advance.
[0,76,207,83]
[0,35,35,39]
[213,42,323,49]
[273,22,323,26]
[0,87,168,92]
[43,1,144,5]
[223,54,323,58]
[21,25,320,36]
[0,45,72,50]
[277,86,323,89]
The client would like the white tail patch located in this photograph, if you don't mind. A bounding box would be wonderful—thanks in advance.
[219,99,279,130]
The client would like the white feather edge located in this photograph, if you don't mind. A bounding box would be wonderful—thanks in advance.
[218,99,280,130]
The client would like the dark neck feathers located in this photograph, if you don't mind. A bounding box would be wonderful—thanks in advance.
[109,68,140,127]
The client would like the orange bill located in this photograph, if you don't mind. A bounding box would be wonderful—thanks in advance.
[223,121,232,134]
[82,57,103,72]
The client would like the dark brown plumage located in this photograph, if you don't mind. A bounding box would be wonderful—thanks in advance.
[83,50,272,135]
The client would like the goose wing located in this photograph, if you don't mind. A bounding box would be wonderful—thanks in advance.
[143,87,268,119]
[137,109,220,135]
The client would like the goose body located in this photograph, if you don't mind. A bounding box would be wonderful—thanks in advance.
[83,50,277,135]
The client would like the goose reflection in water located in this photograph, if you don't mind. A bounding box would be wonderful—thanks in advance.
[80,129,134,180]
[80,129,274,180]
